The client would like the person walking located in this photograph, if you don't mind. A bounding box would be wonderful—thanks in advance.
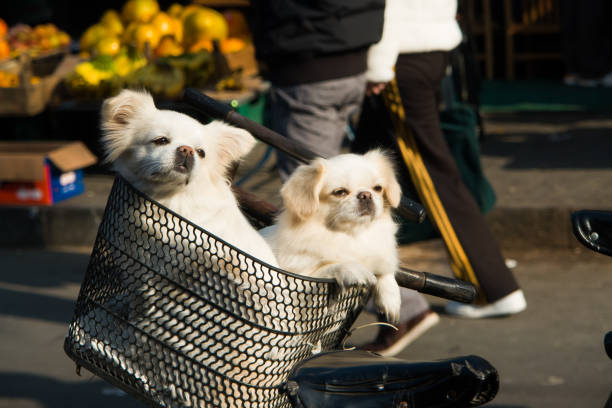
[364,0,527,329]
[247,0,385,180]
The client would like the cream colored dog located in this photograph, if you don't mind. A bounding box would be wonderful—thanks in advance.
[101,89,278,266]
[97,89,284,402]
[264,150,402,322]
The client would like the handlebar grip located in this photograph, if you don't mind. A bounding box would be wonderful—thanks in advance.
[184,88,318,163]
[184,87,233,121]
[396,196,426,224]
[396,267,478,304]
[183,88,427,224]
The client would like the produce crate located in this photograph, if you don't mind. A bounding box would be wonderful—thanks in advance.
[0,54,79,116]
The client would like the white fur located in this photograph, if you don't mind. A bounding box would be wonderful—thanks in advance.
[101,89,278,267]
[265,150,402,322]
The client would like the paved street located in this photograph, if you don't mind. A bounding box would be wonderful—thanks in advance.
[1,245,611,408]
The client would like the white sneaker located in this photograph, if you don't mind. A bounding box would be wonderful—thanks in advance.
[444,290,527,319]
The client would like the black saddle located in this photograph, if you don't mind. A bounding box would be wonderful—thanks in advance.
[283,350,499,408]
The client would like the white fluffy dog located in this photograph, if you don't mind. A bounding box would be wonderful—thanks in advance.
[265,150,402,322]
[101,89,278,266]
[97,89,283,401]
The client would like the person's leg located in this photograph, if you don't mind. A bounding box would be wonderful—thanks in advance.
[363,288,438,356]
[560,0,612,79]
[268,74,367,180]
[394,52,523,307]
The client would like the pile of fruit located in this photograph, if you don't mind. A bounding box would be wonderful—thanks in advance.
[65,0,252,99]
[0,18,71,62]
[0,70,40,87]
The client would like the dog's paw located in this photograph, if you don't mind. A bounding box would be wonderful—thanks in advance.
[373,275,401,323]
[376,293,401,323]
[323,262,377,287]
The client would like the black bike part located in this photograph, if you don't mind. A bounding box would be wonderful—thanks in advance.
[571,210,612,257]
[284,350,498,408]
[183,88,426,224]
[396,267,478,304]
[605,331,612,360]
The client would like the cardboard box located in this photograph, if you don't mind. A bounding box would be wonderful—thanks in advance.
[0,141,97,205]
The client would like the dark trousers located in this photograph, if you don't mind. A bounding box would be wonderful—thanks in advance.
[560,0,612,78]
[394,52,520,302]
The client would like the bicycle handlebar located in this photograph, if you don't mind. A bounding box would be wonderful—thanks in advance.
[183,88,426,224]
[396,267,478,304]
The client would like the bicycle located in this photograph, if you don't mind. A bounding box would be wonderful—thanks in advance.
[64,89,499,408]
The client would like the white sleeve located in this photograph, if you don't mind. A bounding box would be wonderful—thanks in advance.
[366,0,400,83]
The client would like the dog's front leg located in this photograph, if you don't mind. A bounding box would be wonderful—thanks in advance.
[373,273,401,323]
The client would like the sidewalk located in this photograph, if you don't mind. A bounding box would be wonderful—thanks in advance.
[1,111,612,250]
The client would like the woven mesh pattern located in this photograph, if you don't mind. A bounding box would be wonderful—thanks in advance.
[65,177,370,408]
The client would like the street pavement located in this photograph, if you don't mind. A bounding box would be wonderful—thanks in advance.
[1,245,611,408]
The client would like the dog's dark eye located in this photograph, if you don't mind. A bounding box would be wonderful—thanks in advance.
[332,188,349,197]
[373,185,383,193]
[152,137,170,145]
[196,148,205,158]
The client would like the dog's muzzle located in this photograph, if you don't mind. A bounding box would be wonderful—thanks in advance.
[174,146,195,173]
[357,191,375,216]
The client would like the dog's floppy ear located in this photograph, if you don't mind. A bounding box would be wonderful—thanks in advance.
[101,89,156,163]
[281,158,327,221]
[365,149,402,208]
[205,120,256,166]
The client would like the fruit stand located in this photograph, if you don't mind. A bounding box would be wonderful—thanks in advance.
[0,0,264,127]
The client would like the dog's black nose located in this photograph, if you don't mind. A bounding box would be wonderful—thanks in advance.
[177,145,194,157]
[357,191,372,201]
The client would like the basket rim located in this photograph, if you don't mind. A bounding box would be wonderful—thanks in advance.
[111,175,338,285]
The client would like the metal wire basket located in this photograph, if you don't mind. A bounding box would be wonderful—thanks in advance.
[64,176,371,408]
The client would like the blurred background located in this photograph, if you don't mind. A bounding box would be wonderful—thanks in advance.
[1,1,612,407]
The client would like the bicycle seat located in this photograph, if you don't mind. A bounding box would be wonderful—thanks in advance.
[283,350,498,408]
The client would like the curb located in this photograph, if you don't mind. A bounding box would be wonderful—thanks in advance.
[0,200,586,251]
[487,207,582,250]
[1,205,104,248]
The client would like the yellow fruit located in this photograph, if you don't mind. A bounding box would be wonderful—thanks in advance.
[182,8,228,48]
[220,37,246,54]
[80,24,108,52]
[0,71,19,87]
[48,34,61,49]
[121,0,160,23]
[74,61,114,86]
[101,9,121,22]
[114,52,147,77]
[180,4,203,21]
[100,10,124,36]
[0,40,10,60]
[167,3,183,19]
[151,12,174,38]
[122,22,138,43]
[95,36,121,56]
[188,39,212,53]
[223,9,250,38]
[154,35,184,57]
[57,32,71,47]
[132,23,160,51]
[171,17,183,43]
[0,18,7,38]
